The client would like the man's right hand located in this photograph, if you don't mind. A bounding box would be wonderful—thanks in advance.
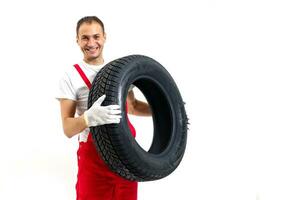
[83,95,122,127]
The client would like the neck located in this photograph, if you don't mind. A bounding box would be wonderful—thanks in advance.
[84,56,104,65]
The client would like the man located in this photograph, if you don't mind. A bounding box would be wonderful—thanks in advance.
[56,16,151,200]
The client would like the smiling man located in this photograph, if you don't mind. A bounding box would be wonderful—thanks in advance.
[77,18,106,65]
[56,16,151,200]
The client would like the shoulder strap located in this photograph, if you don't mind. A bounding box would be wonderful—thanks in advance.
[73,64,92,90]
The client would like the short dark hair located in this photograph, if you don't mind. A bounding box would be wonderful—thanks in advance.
[76,16,105,36]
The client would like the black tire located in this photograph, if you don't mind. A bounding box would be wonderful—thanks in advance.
[88,55,188,182]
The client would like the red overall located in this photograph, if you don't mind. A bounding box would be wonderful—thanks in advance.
[74,64,138,200]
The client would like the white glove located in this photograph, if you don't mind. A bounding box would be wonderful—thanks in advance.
[128,84,135,91]
[83,95,122,127]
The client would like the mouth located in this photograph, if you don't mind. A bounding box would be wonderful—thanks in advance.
[85,46,100,54]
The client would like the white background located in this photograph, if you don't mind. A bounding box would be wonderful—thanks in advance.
[0,0,299,199]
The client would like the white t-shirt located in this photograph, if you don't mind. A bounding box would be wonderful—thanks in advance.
[56,60,105,142]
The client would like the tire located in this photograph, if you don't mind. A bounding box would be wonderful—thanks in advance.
[88,55,188,182]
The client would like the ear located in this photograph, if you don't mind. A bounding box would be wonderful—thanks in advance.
[103,33,107,42]
[76,36,79,45]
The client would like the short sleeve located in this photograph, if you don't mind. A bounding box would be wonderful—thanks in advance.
[55,72,77,101]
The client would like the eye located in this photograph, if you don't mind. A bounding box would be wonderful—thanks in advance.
[94,35,100,40]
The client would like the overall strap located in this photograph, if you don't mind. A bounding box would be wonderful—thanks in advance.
[73,64,92,89]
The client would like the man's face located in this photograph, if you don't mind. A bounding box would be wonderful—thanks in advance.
[77,22,106,62]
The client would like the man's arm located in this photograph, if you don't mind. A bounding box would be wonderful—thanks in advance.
[59,99,87,138]
[127,90,152,116]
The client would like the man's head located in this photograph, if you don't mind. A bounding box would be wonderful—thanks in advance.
[76,16,106,64]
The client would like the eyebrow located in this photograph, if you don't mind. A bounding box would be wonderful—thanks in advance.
[81,33,101,37]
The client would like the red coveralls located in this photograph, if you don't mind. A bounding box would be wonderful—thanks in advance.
[73,64,138,200]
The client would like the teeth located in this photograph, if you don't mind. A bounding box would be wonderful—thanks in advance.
[86,47,98,50]
[86,47,99,52]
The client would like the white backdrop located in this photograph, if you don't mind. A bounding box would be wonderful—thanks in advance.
[0,0,299,200]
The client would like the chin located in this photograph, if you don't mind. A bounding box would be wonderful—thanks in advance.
[87,56,101,61]
[86,52,99,58]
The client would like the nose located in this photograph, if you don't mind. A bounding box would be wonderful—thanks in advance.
[87,37,96,46]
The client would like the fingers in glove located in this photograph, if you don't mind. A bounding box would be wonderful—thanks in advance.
[95,95,106,105]
[107,114,122,120]
[105,118,121,124]
[109,109,122,115]
[106,105,121,110]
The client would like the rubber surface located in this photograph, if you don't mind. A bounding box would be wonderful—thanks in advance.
[88,55,188,181]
